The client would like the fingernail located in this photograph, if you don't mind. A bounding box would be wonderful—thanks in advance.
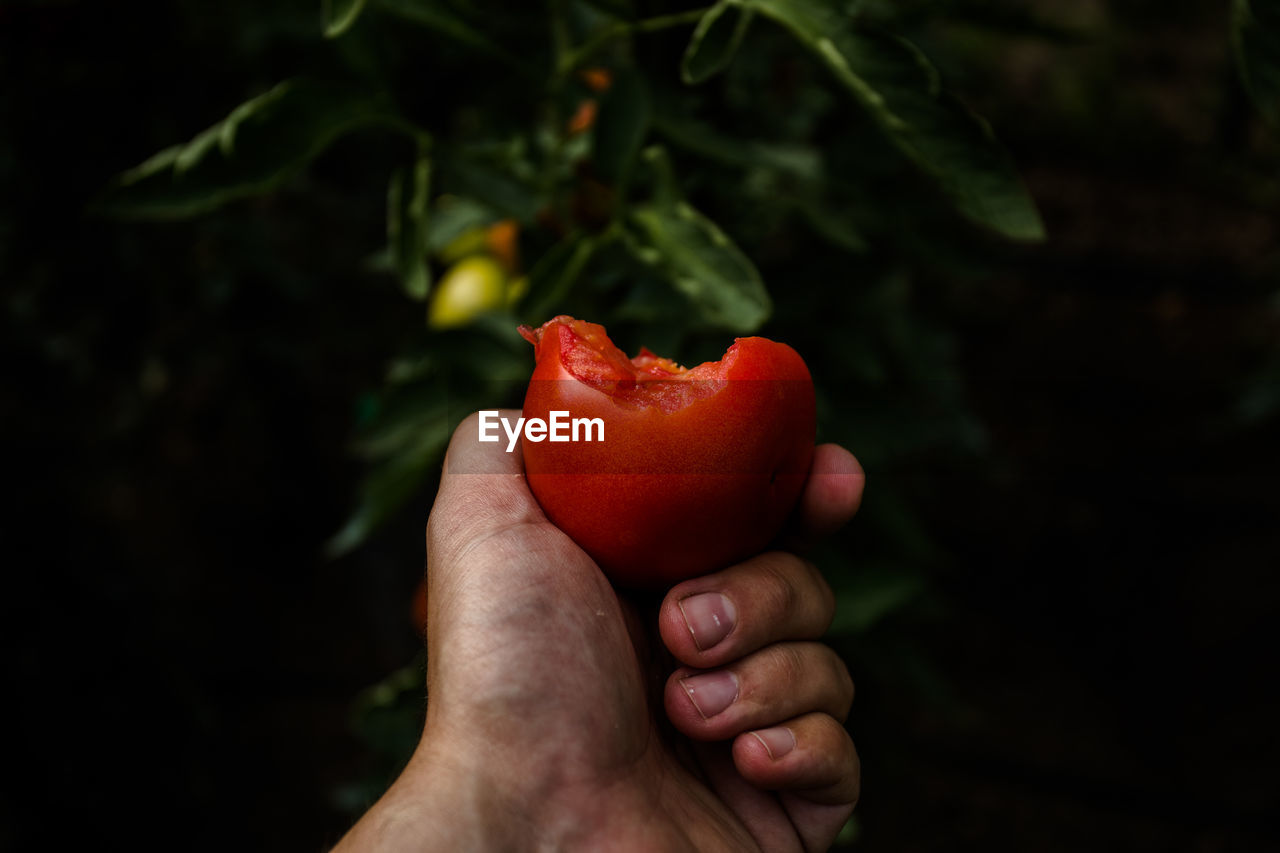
[678,593,737,651]
[680,671,739,719]
[751,726,796,759]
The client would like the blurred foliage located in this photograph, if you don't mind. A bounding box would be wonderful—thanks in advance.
[96,0,1280,832]
[332,653,429,813]
[103,0,1045,561]
[1234,0,1280,129]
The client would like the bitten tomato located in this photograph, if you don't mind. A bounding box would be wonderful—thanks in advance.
[518,315,815,588]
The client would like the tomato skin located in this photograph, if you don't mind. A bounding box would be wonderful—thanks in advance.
[520,316,815,588]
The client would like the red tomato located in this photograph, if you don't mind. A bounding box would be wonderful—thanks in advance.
[518,315,815,588]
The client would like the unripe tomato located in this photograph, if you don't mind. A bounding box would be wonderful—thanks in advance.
[518,316,815,588]
[428,255,506,329]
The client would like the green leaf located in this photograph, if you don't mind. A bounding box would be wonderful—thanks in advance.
[797,197,868,253]
[828,565,926,635]
[387,142,433,301]
[652,115,865,252]
[520,235,600,322]
[437,148,542,223]
[425,196,493,255]
[625,150,771,333]
[741,0,1044,240]
[326,393,451,557]
[1233,0,1280,128]
[328,321,531,556]
[337,654,427,811]
[638,142,681,208]
[653,113,822,180]
[97,79,402,219]
[626,202,771,333]
[323,0,370,37]
[579,0,635,19]
[373,0,521,66]
[682,1,756,84]
[591,67,652,193]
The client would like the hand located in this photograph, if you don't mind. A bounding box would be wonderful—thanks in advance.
[334,411,865,852]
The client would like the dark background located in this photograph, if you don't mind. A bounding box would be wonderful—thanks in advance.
[3,1,1278,850]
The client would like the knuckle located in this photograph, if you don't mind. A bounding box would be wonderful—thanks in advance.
[757,554,834,637]
[757,554,802,621]
[771,642,809,687]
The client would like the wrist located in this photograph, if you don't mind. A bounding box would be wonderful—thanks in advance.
[334,730,658,852]
[333,741,518,852]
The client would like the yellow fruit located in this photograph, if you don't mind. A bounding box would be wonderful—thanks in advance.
[428,256,506,329]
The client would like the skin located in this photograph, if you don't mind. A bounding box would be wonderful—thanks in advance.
[334,411,865,852]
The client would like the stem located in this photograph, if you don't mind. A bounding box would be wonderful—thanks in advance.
[549,0,573,73]
[633,7,713,34]
[558,7,711,76]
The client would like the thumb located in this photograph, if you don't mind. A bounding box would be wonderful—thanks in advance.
[427,409,546,567]
[423,411,629,672]
[425,410,617,621]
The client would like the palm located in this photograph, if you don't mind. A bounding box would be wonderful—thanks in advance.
[426,516,812,851]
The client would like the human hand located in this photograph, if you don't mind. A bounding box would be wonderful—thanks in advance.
[334,411,865,852]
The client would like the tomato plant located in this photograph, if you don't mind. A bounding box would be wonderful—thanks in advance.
[519,315,815,588]
[97,0,1054,568]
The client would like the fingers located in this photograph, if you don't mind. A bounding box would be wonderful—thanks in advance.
[673,654,860,852]
[732,712,860,807]
[793,442,865,546]
[738,713,861,853]
[666,643,860,852]
[659,551,835,669]
[655,462,861,848]
[665,641,854,740]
